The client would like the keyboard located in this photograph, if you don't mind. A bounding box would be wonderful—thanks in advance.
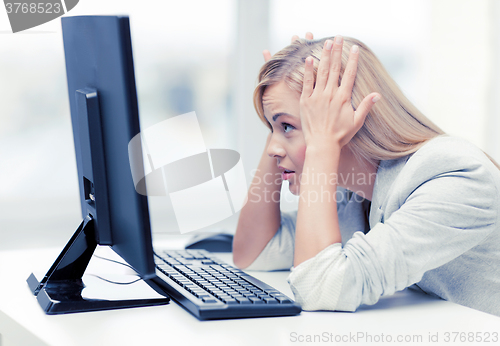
[153,249,302,320]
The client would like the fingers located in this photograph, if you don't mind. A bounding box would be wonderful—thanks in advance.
[339,45,360,98]
[315,40,333,91]
[353,93,380,129]
[325,35,343,93]
[262,49,272,62]
[292,32,313,43]
[301,57,315,98]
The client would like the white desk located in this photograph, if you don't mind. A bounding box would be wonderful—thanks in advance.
[0,246,499,346]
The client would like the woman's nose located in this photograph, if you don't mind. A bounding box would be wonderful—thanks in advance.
[267,134,286,158]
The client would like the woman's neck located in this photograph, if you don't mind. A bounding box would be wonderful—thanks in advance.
[338,147,378,201]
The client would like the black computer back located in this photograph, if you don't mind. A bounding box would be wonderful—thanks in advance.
[62,15,155,277]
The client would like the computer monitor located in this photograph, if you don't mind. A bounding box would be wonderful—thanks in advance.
[26,15,170,314]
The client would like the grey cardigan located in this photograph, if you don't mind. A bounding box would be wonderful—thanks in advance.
[245,135,500,316]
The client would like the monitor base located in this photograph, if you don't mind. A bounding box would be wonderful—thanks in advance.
[27,216,170,314]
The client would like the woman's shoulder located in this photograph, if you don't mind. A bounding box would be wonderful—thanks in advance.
[405,135,499,176]
[377,135,500,226]
[387,135,500,203]
[415,135,488,159]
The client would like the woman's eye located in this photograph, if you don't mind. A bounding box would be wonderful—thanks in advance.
[282,123,295,133]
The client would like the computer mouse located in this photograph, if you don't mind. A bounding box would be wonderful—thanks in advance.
[185,233,233,252]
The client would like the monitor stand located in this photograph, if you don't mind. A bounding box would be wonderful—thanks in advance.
[26,215,170,314]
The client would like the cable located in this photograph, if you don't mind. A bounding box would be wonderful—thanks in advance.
[88,274,142,285]
[93,254,137,271]
[90,254,142,284]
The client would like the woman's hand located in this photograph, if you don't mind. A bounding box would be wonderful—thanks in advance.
[262,32,314,62]
[300,36,380,149]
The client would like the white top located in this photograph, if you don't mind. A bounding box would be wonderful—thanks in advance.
[245,135,500,316]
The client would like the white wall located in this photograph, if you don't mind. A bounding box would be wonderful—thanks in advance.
[426,0,494,154]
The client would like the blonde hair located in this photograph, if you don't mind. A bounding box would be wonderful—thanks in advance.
[254,36,445,167]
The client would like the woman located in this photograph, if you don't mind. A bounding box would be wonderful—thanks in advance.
[232,34,500,316]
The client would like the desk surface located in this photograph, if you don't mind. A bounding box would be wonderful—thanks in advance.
[0,246,499,346]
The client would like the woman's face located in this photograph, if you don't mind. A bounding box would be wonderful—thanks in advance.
[262,81,306,195]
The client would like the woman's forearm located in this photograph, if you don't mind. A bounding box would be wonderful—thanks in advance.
[294,143,342,266]
[233,145,282,268]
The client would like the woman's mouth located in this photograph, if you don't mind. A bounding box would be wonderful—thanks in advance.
[282,170,295,180]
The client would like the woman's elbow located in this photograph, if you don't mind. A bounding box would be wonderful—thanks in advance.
[232,241,255,269]
[232,252,251,269]
[291,288,357,312]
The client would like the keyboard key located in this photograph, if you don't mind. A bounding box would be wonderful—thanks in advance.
[222,298,238,304]
[274,296,293,304]
[264,290,281,296]
[192,255,207,260]
[191,288,206,293]
[241,275,275,292]
[202,297,218,304]
[209,265,226,272]
[249,297,265,304]
[235,297,252,304]
[264,298,278,304]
